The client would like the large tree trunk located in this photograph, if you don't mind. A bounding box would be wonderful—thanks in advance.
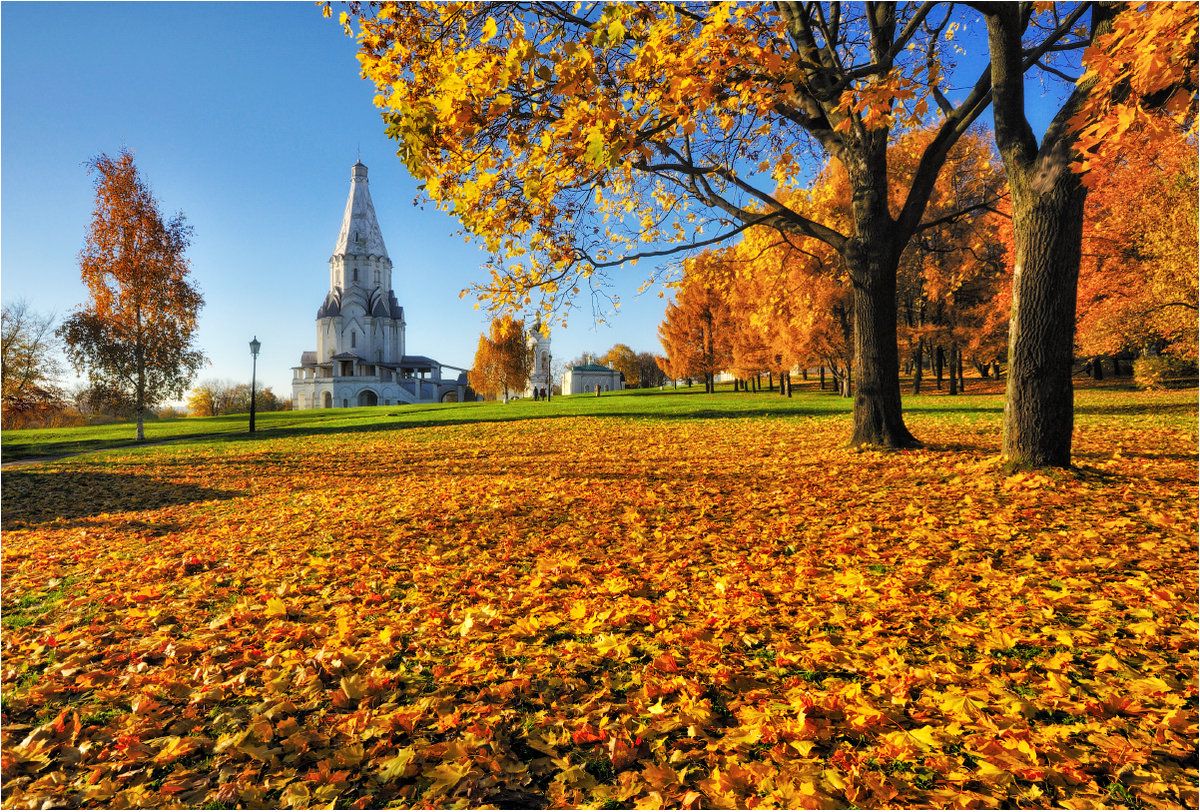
[847,242,917,446]
[981,2,1118,468]
[1002,173,1085,467]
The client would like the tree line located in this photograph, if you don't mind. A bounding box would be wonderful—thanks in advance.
[344,0,1197,467]
[657,120,1196,399]
[467,315,670,401]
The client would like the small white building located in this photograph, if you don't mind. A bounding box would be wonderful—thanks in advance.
[292,162,469,407]
[563,362,624,395]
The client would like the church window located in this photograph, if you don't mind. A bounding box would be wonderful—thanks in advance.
[353,268,359,282]
[374,268,380,284]
[351,331,356,348]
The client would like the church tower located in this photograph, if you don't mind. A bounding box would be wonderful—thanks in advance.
[315,161,405,365]
[293,160,460,409]
[525,323,552,397]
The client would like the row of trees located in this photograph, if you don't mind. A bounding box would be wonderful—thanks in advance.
[595,344,669,390]
[186,380,288,417]
[346,0,1198,467]
[657,119,1196,399]
[467,315,671,401]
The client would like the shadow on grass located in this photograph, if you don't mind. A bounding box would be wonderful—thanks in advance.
[1,470,240,529]
[195,406,850,449]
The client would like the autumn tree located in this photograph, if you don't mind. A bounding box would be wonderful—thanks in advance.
[600,343,640,388]
[974,1,1197,467]
[889,129,1009,394]
[468,315,532,401]
[636,351,668,389]
[59,151,206,442]
[658,253,735,393]
[1077,121,1198,362]
[1,300,65,428]
[342,2,1071,448]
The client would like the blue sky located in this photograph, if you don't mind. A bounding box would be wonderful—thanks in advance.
[2,3,1072,402]
[1,1,673,398]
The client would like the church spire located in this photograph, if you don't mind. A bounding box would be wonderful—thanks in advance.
[332,161,388,259]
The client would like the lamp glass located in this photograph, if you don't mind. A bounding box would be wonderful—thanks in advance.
[249,337,261,356]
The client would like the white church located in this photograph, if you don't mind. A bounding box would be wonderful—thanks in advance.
[292,162,470,408]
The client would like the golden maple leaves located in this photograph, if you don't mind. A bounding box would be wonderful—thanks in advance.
[2,391,1198,808]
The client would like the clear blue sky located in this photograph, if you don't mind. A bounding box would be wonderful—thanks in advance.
[1,1,673,399]
[2,3,1072,402]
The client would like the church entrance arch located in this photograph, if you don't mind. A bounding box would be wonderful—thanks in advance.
[358,390,379,407]
[323,392,332,409]
[441,390,458,403]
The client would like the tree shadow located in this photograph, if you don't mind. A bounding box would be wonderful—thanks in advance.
[1,470,240,529]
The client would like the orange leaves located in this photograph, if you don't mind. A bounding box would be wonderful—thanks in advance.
[1,391,1198,808]
[1071,2,1199,171]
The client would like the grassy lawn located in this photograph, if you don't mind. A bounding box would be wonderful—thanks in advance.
[1,386,1196,808]
[4,379,1186,463]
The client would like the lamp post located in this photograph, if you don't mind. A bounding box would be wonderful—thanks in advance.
[249,336,261,433]
[545,351,552,402]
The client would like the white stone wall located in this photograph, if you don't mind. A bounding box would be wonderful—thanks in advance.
[563,368,624,395]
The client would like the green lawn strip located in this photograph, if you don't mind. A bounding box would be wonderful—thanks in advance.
[2,385,1194,463]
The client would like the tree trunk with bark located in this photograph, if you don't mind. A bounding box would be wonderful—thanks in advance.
[1001,172,1086,465]
[845,154,918,447]
[935,345,944,389]
[948,344,959,396]
[979,2,1118,468]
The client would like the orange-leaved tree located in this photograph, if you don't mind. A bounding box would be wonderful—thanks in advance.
[469,315,532,401]
[890,128,1009,394]
[58,151,206,442]
[1077,120,1198,362]
[600,343,641,388]
[658,252,735,394]
[338,1,1064,448]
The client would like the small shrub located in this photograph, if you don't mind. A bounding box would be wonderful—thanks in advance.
[1133,356,1198,390]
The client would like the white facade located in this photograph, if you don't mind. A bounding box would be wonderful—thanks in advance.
[524,326,552,397]
[293,162,468,407]
[562,363,624,395]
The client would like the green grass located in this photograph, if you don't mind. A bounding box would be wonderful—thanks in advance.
[2,380,1194,463]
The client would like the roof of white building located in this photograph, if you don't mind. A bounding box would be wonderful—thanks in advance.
[332,161,389,259]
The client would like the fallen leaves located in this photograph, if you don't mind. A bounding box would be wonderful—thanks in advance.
[1,391,1196,808]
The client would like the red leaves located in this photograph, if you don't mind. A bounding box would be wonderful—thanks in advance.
[571,725,606,746]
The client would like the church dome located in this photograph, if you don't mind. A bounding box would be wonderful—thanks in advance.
[317,290,342,318]
[369,290,390,317]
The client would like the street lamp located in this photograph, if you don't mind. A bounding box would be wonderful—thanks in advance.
[545,351,552,402]
[249,336,261,433]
